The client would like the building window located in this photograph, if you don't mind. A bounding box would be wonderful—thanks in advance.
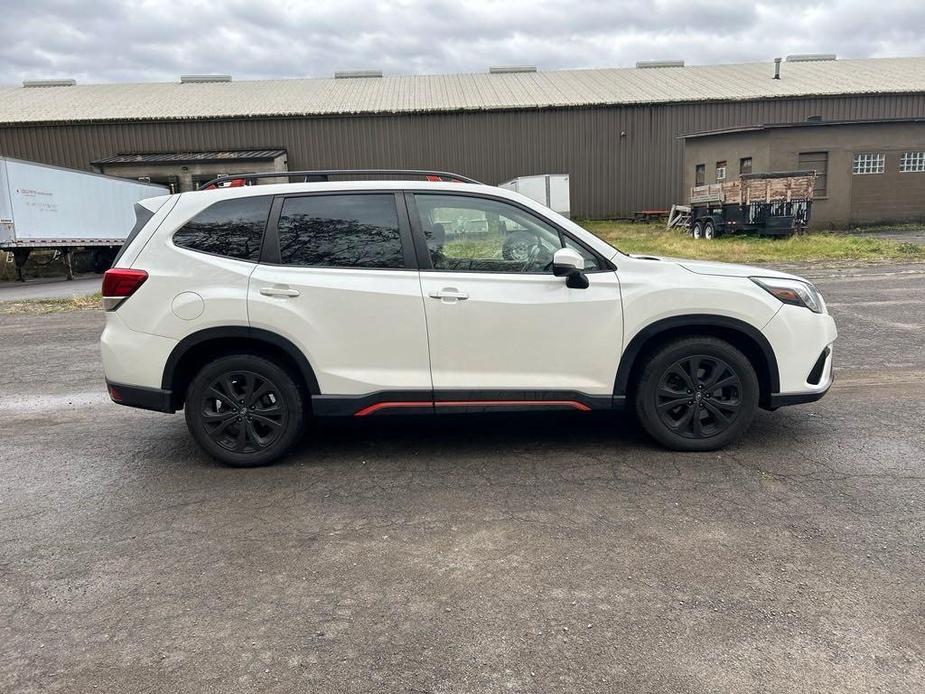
[739,157,752,175]
[852,152,884,175]
[695,164,705,186]
[798,151,828,197]
[715,161,727,182]
[900,151,925,173]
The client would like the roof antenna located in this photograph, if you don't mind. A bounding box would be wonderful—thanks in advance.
[773,57,782,80]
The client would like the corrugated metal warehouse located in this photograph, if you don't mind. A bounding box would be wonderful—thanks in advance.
[1,56,924,219]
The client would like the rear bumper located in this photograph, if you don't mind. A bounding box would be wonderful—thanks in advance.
[106,381,175,413]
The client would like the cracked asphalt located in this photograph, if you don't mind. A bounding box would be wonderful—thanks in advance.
[1,262,923,693]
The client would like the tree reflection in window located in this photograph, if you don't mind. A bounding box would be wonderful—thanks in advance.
[278,195,404,268]
[173,196,272,261]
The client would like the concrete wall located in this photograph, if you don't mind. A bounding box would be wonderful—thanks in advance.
[1,93,924,219]
[683,121,925,227]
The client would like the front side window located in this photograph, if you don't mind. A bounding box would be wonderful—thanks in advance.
[715,161,727,182]
[173,196,272,261]
[277,194,404,268]
[900,151,925,173]
[414,194,600,273]
[853,152,885,175]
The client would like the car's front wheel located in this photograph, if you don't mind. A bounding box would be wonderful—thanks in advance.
[185,354,304,467]
[634,337,758,451]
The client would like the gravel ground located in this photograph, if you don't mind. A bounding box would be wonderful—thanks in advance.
[0,263,923,693]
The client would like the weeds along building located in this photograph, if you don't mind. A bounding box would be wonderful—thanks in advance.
[0,57,924,221]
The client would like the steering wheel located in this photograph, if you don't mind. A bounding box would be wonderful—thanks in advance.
[524,242,555,272]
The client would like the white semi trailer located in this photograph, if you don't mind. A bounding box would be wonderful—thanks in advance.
[0,156,167,281]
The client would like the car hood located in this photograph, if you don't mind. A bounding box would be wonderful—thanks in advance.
[631,255,803,281]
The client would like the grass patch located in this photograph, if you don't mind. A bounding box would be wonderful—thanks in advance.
[0,292,102,315]
[580,221,925,264]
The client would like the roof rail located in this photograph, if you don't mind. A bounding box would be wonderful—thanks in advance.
[197,169,482,190]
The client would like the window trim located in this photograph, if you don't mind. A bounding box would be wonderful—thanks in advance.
[852,152,885,175]
[259,190,417,271]
[405,190,614,275]
[900,151,925,173]
[170,194,274,264]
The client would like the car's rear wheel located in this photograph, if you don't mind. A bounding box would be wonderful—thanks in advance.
[185,355,304,467]
[692,221,703,240]
[703,221,716,240]
[634,337,758,451]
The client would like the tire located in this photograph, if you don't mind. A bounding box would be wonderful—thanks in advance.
[692,221,703,240]
[184,354,305,467]
[502,231,536,261]
[634,337,759,452]
[703,221,715,240]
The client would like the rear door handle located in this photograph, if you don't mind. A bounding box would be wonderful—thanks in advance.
[259,286,300,298]
[428,288,469,301]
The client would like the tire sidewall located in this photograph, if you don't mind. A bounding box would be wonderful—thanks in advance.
[635,337,759,451]
[185,354,304,467]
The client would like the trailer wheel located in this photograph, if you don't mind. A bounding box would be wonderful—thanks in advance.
[692,221,703,240]
[703,221,716,240]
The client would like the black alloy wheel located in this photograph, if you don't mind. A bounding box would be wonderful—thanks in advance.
[655,355,741,438]
[201,370,287,453]
[635,336,759,451]
[185,355,304,467]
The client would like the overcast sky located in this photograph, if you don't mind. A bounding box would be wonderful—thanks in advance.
[1,0,922,84]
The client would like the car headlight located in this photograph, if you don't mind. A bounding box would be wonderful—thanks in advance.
[750,277,824,314]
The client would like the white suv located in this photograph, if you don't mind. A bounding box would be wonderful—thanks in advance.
[101,170,836,467]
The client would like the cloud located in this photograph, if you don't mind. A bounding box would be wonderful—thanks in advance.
[0,0,922,84]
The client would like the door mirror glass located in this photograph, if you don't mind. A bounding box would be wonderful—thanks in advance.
[552,247,584,276]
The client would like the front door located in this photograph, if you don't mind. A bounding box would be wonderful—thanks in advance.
[410,192,623,404]
[248,192,432,402]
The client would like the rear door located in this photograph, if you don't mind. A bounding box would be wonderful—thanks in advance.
[248,191,432,401]
[409,192,623,402]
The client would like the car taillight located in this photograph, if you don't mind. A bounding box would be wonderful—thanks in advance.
[101,268,148,310]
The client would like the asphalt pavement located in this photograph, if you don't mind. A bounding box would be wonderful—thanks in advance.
[1,263,923,693]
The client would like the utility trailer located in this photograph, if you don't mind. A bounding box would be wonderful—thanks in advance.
[499,174,570,218]
[688,170,816,240]
[0,157,168,280]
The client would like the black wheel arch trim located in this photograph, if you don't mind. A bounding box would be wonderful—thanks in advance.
[614,314,780,397]
[161,326,321,401]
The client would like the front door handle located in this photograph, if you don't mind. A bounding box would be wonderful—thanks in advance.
[429,288,469,301]
[259,286,301,298]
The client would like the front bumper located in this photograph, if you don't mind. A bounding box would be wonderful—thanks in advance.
[106,381,176,413]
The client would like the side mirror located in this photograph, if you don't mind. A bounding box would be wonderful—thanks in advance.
[552,248,589,289]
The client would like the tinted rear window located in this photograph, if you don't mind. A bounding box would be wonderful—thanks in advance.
[277,194,404,269]
[173,196,272,261]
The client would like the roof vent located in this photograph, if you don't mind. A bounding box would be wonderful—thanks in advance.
[179,74,232,83]
[636,60,685,68]
[23,79,76,88]
[489,66,537,74]
[786,54,836,62]
[334,70,383,79]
